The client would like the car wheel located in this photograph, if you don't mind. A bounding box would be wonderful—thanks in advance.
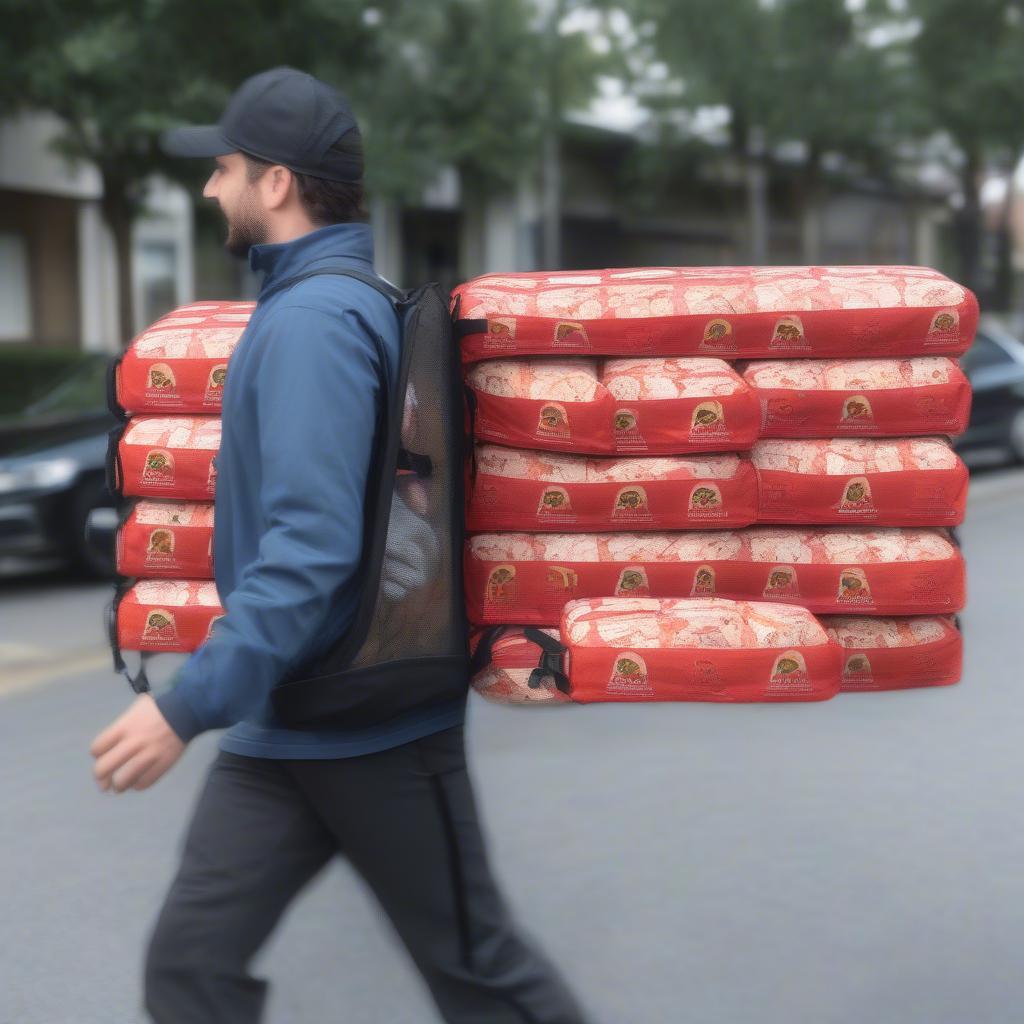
[67,476,118,579]
[1011,409,1024,464]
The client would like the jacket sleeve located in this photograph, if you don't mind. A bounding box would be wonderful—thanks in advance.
[154,304,386,742]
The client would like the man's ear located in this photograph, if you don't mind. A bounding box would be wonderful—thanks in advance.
[261,165,294,211]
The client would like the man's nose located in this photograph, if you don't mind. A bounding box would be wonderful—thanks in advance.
[202,172,218,199]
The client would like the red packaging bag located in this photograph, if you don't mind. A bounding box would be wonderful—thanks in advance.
[112,415,221,500]
[114,301,253,414]
[821,615,962,691]
[466,444,757,532]
[743,357,972,438]
[116,500,214,579]
[468,626,574,705]
[115,579,224,654]
[466,357,759,454]
[561,597,841,702]
[752,438,968,527]
[464,527,965,626]
[452,266,977,362]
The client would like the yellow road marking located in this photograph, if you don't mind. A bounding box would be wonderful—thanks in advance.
[0,647,112,698]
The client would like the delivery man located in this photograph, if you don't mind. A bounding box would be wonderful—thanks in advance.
[89,66,590,1024]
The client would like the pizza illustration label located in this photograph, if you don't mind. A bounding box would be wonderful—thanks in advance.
[537,486,575,522]
[536,402,570,441]
[144,528,176,567]
[607,652,653,695]
[204,363,227,405]
[142,608,178,647]
[611,486,652,522]
[769,315,808,350]
[206,457,218,495]
[699,318,736,353]
[842,652,874,688]
[485,316,517,350]
[552,320,589,349]
[688,483,726,519]
[146,362,177,396]
[615,565,650,596]
[836,476,877,517]
[837,567,873,605]
[764,396,798,425]
[612,408,647,451]
[767,650,812,694]
[141,449,175,488]
[763,565,800,598]
[691,564,716,596]
[925,309,960,346]
[485,565,517,609]
[543,565,578,596]
[690,401,727,438]
[841,394,875,426]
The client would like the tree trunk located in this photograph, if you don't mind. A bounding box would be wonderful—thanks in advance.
[745,125,769,264]
[100,173,136,347]
[992,170,1016,312]
[797,149,824,265]
[955,150,983,296]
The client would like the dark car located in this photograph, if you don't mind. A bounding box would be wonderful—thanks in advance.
[955,318,1024,465]
[0,355,120,576]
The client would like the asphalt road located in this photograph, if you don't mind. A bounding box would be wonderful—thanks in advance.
[1,469,1022,1024]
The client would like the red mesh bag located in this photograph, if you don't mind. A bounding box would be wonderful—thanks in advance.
[822,615,962,691]
[468,626,574,705]
[110,415,220,500]
[466,357,759,454]
[742,357,971,438]
[114,579,223,654]
[116,500,214,579]
[113,301,253,415]
[560,597,841,702]
[464,527,965,625]
[452,266,977,362]
[466,444,757,532]
[752,438,968,527]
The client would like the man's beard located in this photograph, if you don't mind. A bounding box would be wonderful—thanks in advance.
[223,195,268,258]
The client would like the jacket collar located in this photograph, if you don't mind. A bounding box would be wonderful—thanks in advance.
[249,222,374,297]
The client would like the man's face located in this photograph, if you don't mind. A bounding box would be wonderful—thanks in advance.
[203,153,268,258]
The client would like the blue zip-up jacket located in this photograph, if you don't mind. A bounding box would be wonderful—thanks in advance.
[154,222,466,758]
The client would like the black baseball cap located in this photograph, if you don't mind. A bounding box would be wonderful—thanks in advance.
[161,66,362,183]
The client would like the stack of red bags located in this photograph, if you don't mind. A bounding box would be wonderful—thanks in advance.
[107,302,253,660]
[452,266,975,706]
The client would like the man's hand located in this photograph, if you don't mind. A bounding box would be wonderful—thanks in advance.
[90,694,186,793]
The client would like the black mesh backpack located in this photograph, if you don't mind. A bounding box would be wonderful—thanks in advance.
[264,267,470,728]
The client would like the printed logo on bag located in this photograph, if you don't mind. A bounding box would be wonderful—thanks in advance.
[607,652,652,695]
[142,608,178,647]
[691,658,722,690]
[146,363,177,395]
[612,408,647,450]
[688,483,726,519]
[690,401,727,438]
[842,652,874,688]
[142,449,175,488]
[204,363,227,405]
[536,403,570,441]
[836,476,877,517]
[611,486,652,522]
[769,315,808,350]
[767,650,812,694]
[537,486,575,522]
[615,566,650,596]
[837,567,873,605]
[485,565,517,608]
[691,564,716,595]
[700,318,736,353]
[552,320,589,349]
[144,528,176,567]
[926,309,960,346]
[764,396,797,425]
[485,317,517,350]
[206,457,218,495]
[763,565,800,598]
[543,565,578,595]
[840,395,875,426]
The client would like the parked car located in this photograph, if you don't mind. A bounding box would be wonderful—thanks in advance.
[0,355,120,576]
[955,317,1024,464]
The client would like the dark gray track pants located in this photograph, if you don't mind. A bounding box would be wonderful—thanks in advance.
[143,723,591,1023]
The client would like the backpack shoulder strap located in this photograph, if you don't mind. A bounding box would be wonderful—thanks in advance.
[260,264,405,305]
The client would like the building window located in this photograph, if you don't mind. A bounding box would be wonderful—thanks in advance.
[137,240,178,330]
[0,232,31,342]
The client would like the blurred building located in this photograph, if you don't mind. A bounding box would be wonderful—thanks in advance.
[0,111,192,354]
